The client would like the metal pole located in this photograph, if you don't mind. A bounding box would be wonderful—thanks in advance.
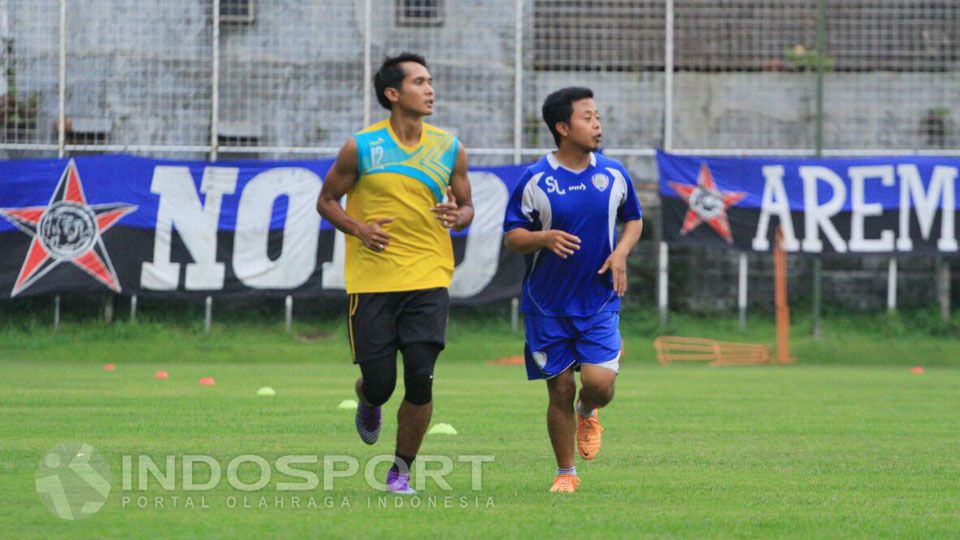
[738,252,748,330]
[285,295,293,333]
[512,0,523,164]
[663,0,674,151]
[886,258,897,313]
[204,296,213,335]
[57,0,66,158]
[811,0,827,339]
[54,295,61,331]
[812,258,822,337]
[774,227,791,363]
[814,0,826,156]
[937,257,951,323]
[130,294,138,323]
[362,0,372,127]
[658,242,669,327]
[104,295,114,324]
[659,0,674,330]
[210,0,220,161]
[510,297,519,333]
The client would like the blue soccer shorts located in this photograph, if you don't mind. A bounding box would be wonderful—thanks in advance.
[523,311,622,380]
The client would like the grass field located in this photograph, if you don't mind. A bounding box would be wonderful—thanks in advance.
[2,309,960,538]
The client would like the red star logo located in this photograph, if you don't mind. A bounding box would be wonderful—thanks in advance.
[667,163,747,244]
[0,160,137,297]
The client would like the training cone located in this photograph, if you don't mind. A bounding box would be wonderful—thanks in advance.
[486,356,524,366]
[337,399,358,410]
[154,370,169,380]
[911,366,925,375]
[199,377,216,386]
[428,423,458,435]
[256,386,276,396]
[103,363,115,372]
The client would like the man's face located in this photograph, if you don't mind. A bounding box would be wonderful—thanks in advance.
[393,61,434,116]
[559,98,602,151]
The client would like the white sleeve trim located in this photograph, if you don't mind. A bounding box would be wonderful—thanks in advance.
[606,167,628,250]
[521,172,552,231]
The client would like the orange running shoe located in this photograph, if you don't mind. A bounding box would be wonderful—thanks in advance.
[549,474,580,493]
[576,409,604,460]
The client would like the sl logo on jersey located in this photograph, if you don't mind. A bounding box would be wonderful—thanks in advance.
[591,173,609,191]
[544,176,565,195]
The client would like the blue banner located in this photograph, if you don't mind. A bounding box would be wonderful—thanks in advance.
[657,151,960,254]
[0,155,529,300]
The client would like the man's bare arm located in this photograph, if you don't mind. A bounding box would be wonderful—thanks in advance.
[430,145,474,231]
[316,138,394,252]
[597,218,643,296]
[503,228,582,259]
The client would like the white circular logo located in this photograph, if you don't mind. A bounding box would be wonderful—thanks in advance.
[35,442,111,520]
[38,202,98,259]
[689,186,724,220]
[532,351,548,369]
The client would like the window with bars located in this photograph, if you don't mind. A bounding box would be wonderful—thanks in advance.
[532,0,665,72]
[397,0,443,28]
[220,0,255,24]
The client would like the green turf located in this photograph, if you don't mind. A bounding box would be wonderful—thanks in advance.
[2,311,960,538]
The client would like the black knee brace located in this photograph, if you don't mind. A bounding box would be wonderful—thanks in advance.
[400,342,440,405]
[358,354,397,406]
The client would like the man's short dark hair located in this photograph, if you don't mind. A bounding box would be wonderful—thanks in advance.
[541,87,594,147]
[373,52,428,111]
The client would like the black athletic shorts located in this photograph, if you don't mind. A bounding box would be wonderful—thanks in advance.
[347,287,450,364]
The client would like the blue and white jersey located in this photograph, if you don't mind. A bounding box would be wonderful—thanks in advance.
[503,152,642,317]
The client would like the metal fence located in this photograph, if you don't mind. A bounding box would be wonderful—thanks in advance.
[1,0,957,168]
[1,0,958,323]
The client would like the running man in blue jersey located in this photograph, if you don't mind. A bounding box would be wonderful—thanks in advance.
[503,87,643,493]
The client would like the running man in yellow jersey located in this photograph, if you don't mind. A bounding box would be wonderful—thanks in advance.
[316,53,473,495]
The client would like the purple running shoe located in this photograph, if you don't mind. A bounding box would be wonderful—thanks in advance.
[354,392,381,445]
[386,470,416,495]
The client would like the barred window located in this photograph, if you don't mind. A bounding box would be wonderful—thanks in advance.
[533,0,665,72]
[220,0,255,24]
[397,0,444,28]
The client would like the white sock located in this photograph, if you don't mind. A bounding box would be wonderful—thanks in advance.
[557,466,576,476]
[577,400,595,417]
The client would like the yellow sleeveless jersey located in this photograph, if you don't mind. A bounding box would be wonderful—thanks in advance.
[345,119,460,293]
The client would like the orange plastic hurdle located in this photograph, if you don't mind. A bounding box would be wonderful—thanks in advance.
[653,224,794,367]
[654,335,771,367]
